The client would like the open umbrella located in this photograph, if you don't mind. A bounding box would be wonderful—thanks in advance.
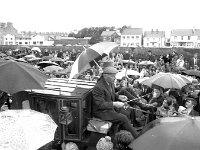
[0,109,57,150]
[42,56,53,61]
[129,116,200,150]
[37,61,59,69]
[0,59,49,94]
[138,61,155,66]
[43,65,64,73]
[31,47,41,53]
[0,53,7,57]
[51,57,64,62]
[141,73,191,89]
[182,70,200,77]
[121,60,136,64]
[116,69,141,79]
[21,45,31,49]
[69,42,118,79]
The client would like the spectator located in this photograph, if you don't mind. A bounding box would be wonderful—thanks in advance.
[123,51,130,60]
[114,130,134,150]
[96,136,113,150]
[178,97,199,116]
[61,142,79,150]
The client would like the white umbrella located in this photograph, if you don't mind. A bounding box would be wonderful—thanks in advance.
[0,109,57,150]
[31,47,41,53]
[116,69,141,79]
[69,42,118,79]
[43,65,64,73]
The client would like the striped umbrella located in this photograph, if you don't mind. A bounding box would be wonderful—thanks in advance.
[69,42,118,79]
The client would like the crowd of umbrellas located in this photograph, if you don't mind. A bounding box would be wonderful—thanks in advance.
[1,42,200,150]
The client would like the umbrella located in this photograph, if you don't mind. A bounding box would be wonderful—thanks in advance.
[0,53,7,57]
[138,61,155,66]
[24,54,36,59]
[121,60,136,64]
[0,59,49,94]
[182,70,200,77]
[27,57,42,62]
[69,42,118,79]
[0,109,57,150]
[31,47,41,53]
[37,61,59,69]
[42,56,53,61]
[51,57,64,62]
[116,69,141,79]
[21,45,31,49]
[129,117,200,150]
[141,73,191,89]
[43,65,64,73]
[135,77,150,83]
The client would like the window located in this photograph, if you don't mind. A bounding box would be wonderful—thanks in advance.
[136,36,139,40]
[123,36,125,39]
[25,42,28,44]
[127,36,130,39]
[147,43,149,46]
[11,38,12,40]
[136,43,139,46]
[181,36,184,40]
[198,36,200,40]
[174,36,177,40]
[188,36,191,40]
[40,41,43,44]
[33,42,36,44]
[131,36,134,39]
[5,38,7,40]
[147,38,149,41]
[19,42,22,44]
[123,43,126,46]
[131,43,134,46]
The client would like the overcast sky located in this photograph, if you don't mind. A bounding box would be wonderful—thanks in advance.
[1,0,200,34]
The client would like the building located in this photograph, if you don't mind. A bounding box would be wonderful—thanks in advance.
[3,34,15,45]
[192,29,200,48]
[143,29,165,47]
[170,29,196,48]
[15,34,31,45]
[101,30,120,44]
[120,28,143,47]
[30,34,54,46]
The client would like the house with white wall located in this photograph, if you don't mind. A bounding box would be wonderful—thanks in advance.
[30,34,54,46]
[120,28,143,47]
[143,29,165,47]
[3,34,15,45]
[170,29,195,48]
[15,35,31,45]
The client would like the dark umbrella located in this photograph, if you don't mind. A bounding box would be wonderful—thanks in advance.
[0,59,49,94]
[182,70,200,77]
[129,117,200,150]
[37,61,59,69]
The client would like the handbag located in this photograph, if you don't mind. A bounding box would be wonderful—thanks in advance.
[87,118,112,134]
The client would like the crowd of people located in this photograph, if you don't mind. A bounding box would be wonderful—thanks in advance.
[1,47,200,150]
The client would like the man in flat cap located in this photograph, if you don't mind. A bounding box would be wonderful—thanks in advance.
[92,62,138,138]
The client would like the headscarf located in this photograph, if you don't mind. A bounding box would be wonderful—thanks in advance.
[96,136,113,150]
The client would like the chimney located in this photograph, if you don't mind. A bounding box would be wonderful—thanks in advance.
[0,22,6,28]
[7,22,13,27]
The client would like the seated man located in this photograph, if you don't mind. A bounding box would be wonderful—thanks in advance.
[178,97,199,116]
[92,65,138,138]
